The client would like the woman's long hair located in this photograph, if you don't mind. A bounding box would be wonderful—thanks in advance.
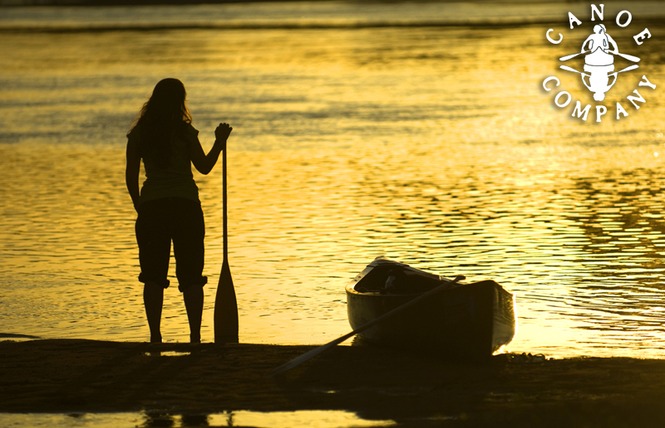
[131,78,193,165]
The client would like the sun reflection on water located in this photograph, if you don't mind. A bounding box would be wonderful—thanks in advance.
[0,12,664,359]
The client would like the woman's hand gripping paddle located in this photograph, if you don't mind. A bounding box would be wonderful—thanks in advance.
[214,135,239,344]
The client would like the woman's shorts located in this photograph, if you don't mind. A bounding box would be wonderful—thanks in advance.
[135,197,208,292]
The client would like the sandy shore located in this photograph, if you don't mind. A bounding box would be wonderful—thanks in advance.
[2,339,665,426]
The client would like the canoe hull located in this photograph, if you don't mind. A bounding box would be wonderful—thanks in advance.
[346,259,515,360]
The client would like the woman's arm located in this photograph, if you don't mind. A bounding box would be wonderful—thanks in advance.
[190,122,232,175]
[125,136,141,211]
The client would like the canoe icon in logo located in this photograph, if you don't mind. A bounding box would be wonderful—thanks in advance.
[559,24,640,101]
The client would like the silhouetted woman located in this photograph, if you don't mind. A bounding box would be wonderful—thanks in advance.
[126,78,232,343]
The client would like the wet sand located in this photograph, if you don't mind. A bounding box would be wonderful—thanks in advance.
[1,339,665,427]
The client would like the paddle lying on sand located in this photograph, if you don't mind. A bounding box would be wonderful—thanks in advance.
[214,141,239,344]
[271,275,465,376]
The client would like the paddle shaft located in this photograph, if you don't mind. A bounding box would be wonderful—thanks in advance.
[214,142,239,343]
[611,50,640,63]
[222,143,228,261]
[560,65,586,76]
[559,50,589,62]
[271,279,459,376]
[612,64,639,75]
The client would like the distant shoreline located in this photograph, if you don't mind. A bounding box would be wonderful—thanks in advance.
[0,0,629,7]
[2,0,285,7]
[0,20,571,35]
[1,0,344,6]
[0,0,311,7]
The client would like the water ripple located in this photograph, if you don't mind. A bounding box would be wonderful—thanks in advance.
[1,21,665,358]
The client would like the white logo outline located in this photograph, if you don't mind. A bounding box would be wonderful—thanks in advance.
[542,3,656,123]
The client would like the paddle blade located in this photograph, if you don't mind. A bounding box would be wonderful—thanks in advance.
[559,65,582,75]
[559,50,587,62]
[613,51,640,63]
[214,261,239,343]
[615,64,639,74]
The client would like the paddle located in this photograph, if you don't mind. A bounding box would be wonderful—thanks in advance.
[214,140,239,344]
[611,64,640,76]
[559,50,589,62]
[610,50,640,63]
[559,65,588,76]
[271,275,465,376]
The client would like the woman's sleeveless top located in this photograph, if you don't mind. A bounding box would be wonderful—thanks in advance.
[128,123,200,204]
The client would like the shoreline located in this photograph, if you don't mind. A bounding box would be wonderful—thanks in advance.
[2,339,665,426]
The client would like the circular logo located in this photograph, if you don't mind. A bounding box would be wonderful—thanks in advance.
[542,4,656,123]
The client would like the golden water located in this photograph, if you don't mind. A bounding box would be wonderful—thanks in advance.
[1,2,665,360]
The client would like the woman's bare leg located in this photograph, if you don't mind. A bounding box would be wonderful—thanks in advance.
[143,282,164,343]
[183,285,204,343]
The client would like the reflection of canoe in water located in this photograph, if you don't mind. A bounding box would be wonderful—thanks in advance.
[346,258,516,360]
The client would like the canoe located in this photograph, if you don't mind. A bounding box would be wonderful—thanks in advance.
[346,258,516,360]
